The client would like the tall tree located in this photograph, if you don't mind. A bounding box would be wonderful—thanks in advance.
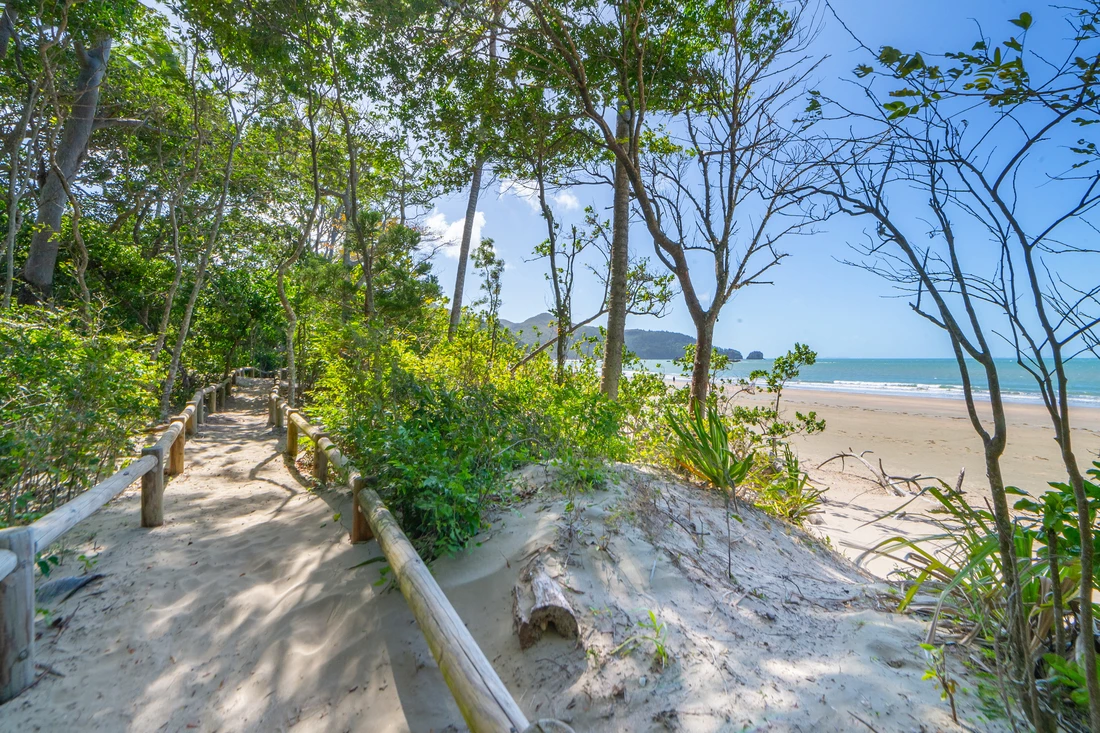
[514,0,821,405]
[801,7,1100,727]
[160,59,252,415]
[600,109,631,398]
[447,2,504,339]
[20,38,111,301]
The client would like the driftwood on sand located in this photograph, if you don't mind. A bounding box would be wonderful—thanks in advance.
[513,566,579,649]
[818,448,936,497]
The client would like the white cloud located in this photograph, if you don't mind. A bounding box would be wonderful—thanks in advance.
[500,178,581,213]
[424,209,486,258]
[552,191,581,211]
[499,177,541,212]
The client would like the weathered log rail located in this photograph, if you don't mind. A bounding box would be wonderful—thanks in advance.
[268,380,573,733]
[0,366,261,703]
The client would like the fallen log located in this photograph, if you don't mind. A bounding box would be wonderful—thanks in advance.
[512,567,579,649]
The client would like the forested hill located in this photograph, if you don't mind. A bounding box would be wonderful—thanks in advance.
[500,313,744,361]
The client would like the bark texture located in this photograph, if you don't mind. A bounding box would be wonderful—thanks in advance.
[0,4,14,60]
[448,160,484,338]
[690,318,716,407]
[20,39,111,301]
[512,568,578,649]
[601,111,631,399]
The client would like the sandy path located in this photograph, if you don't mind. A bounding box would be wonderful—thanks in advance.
[0,381,467,733]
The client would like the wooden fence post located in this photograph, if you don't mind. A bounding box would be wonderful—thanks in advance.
[286,412,298,457]
[275,399,284,429]
[314,436,329,485]
[207,389,216,415]
[350,474,373,543]
[186,406,196,436]
[0,527,34,703]
[169,419,186,476]
[141,445,166,527]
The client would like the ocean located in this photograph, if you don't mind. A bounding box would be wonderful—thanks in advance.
[636,357,1100,407]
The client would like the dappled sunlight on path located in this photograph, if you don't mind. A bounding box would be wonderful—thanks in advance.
[0,382,465,732]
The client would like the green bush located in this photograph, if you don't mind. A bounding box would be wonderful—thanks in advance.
[308,309,627,558]
[0,308,159,526]
[753,445,824,526]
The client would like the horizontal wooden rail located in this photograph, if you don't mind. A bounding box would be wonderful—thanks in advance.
[272,385,570,733]
[30,454,157,554]
[0,552,14,583]
[0,367,254,704]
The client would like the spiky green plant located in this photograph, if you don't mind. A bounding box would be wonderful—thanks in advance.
[667,404,754,578]
[666,404,754,499]
[755,445,824,526]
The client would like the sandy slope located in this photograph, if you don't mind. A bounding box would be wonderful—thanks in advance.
[1,381,1007,732]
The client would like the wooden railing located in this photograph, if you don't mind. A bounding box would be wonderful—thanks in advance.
[0,367,259,703]
[268,381,573,733]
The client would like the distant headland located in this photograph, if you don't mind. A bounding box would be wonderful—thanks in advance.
[499,313,750,362]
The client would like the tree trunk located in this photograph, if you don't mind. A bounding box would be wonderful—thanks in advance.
[448,161,484,339]
[160,130,241,416]
[511,309,607,373]
[535,162,568,383]
[278,89,321,407]
[152,199,183,362]
[20,39,111,302]
[1064,450,1099,730]
[690,318,716,409]
[447,5,500,340]
[0,4,15,60]
[601,111,631,399]
[984,445,1048,729]
[3,79,36,309]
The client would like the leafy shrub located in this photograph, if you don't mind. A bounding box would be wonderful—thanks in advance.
[865,463,1100,722]
[666,403,754,502]
[753,445,824,526]
[0,308,159,526]
[308,309,627,558]
[732,343,825,456]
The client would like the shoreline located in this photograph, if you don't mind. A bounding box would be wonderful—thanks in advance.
[739,386,1100,494]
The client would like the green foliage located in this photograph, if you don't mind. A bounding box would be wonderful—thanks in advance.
[754,445,824,526]
[1045,653,1099,710]
[867,463,1100,717]
[0,308,159,527]
[666,403,754,501]
[308,309,628,559]
[36,552,60,578]
[612,609,671,670]
[920,643,959,723]
[471,238,505,366]
[732,343,825,454]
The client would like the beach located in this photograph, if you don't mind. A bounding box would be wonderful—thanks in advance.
[727,387,1100,575]
[772,387,1100,493]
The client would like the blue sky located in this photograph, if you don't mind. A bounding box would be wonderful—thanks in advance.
[420,0,1071,359]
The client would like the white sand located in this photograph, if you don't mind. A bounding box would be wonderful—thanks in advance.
[0,382,1009,731]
